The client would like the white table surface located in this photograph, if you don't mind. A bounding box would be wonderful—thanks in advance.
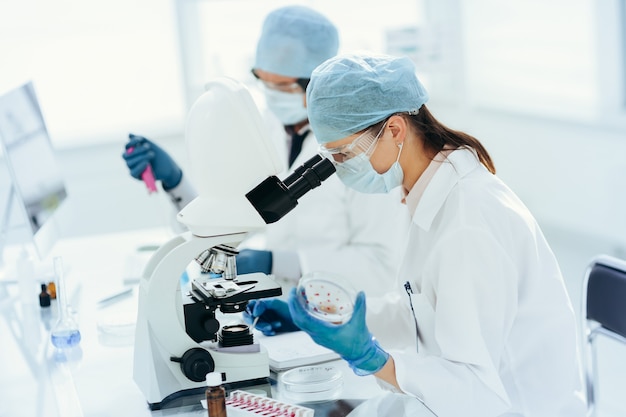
[0,228,434,417]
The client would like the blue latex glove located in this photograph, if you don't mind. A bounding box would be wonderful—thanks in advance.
[287,288,389,376]
[122,133,183,189]
[236,249,272,275]
[243,298,299,336]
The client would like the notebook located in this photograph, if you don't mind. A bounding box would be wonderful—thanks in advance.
[254,330,340,371]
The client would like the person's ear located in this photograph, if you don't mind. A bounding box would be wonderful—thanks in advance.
[386,115,407,146]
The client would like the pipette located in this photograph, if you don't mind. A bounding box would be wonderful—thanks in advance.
[126,144,157,193]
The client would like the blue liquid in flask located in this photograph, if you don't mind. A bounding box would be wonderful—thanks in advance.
[51,328,82,348]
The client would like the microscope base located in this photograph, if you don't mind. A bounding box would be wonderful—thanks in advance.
[147,376,272,411]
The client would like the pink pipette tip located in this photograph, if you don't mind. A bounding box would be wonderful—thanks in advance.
[127,146,157,194]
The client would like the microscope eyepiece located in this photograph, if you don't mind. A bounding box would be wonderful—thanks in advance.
[282,154,324,187]
[245,154,336,224]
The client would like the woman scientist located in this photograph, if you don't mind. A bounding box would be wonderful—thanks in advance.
[262,52,586,416]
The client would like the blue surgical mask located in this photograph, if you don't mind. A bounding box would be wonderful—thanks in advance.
[264,88,308,125]
[335,143,404,193]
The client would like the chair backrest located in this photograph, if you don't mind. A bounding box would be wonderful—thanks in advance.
[584,256,626,339]
[581,254,626,417]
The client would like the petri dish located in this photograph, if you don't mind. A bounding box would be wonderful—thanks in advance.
[296,271,357,324]
[278,365,343,403]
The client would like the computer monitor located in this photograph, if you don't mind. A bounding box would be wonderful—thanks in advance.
[0,81,67,261]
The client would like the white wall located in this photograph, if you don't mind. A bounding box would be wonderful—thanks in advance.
[4,0,625,264]
[432,104,626,254]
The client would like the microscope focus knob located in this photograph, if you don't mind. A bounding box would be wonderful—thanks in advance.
[174,348,215,382]
[204,318,220,336]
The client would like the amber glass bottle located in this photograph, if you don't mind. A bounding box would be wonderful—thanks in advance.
[205,372,227,417]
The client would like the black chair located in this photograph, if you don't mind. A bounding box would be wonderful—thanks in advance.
[581,255,626,417]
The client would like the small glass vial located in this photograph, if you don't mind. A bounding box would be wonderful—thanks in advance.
[205,372,227,417]
[39,283,51,307]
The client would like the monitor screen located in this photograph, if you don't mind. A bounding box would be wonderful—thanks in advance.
[0,81,67,260]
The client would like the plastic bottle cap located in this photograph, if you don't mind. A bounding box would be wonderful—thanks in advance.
[206,372,222,387]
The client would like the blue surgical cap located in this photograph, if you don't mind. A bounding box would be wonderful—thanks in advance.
[307,53,429,143]
[254,6,339,79]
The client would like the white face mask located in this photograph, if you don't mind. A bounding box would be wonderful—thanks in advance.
[335,143,404,194]
[264,88,308,125]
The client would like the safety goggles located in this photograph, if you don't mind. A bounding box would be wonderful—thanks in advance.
[251,69,309,93]
[318,122,387,164]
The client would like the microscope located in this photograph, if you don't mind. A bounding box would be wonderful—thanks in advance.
[132,77,335,409]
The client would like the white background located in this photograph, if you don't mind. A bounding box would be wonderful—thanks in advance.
[1,0,625,254]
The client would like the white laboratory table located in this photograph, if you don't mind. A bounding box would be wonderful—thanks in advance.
[0,228,435,417]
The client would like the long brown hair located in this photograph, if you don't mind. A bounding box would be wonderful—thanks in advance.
[404,106,496,174]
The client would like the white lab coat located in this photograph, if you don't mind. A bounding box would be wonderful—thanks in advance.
[167,119,408,296]
[368,148,586,417]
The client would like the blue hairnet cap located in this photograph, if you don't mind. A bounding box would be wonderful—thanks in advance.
[307,53,429,143]
[254,6,339,79]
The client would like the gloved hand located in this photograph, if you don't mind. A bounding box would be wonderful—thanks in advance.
[287,288,389,376]
[243,298,299,336]
[122,133,183,190]
[236,249,273,275]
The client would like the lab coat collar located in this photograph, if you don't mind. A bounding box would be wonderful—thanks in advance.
[284,122,310,137]
[410,147,481,231]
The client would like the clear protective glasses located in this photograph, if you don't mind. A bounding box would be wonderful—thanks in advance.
[251,69,309,93]
[318,121,387,165]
